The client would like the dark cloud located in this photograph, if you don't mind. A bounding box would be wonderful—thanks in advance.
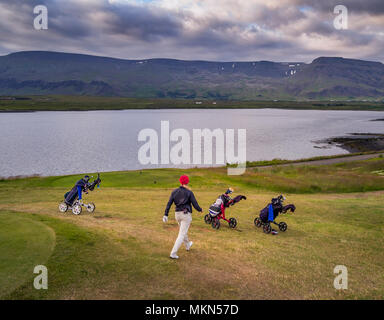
[105,3,182,40]
[0,0,382,62]
[295,0,384,15]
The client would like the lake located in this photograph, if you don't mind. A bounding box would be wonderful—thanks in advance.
[0,109,383,177]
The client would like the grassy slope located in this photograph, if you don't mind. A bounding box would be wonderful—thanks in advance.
[244,151,384,167]
[1,96,384,112]
[0,158,383,299]
[0,212,55,297]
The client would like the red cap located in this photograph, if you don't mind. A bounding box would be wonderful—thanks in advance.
[179,175,189,185]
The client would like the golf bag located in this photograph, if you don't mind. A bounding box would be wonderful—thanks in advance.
[206,192,246,229]
[254,195,295,234]
[64,173,101,206]
[259,195,295,223]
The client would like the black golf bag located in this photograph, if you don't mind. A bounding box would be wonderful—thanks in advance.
[64,174,101,206]
[260,195,295,223]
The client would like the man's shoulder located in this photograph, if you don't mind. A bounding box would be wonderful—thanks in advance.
[173,186,192,194]
[172,187,182,194]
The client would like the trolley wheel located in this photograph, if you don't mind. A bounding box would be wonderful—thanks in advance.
[58,202,68,213]
[263,223,272,234]
[204,214,212,224]
[86,202,96,213]
[279,222,287,232]
[72,204,82,215]
[211,218,220,230]
[254,217,262,227]
[228,218,237,228]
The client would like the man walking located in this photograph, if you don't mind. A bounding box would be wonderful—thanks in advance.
[163,175,203,259]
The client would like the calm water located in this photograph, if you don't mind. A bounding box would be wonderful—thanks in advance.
[0,109,383,177]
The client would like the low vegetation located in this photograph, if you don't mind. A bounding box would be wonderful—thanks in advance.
[0,157,383,299]
[1,95,384,112]
[242,151,383,168]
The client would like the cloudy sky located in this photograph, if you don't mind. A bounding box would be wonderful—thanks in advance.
[0,0,383,62]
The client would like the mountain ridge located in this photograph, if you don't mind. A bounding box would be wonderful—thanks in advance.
[0,51,383,100]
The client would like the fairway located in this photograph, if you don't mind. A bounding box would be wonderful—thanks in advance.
[0,212,55,298]
[0,157,383,299]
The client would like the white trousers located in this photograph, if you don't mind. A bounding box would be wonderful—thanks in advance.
[170,211,192,256]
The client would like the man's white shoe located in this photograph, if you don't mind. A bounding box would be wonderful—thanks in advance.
[186,241,193,251]
[170,254,179,259]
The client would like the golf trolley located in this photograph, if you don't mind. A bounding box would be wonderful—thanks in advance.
[254,195,295,234]
[254,216,287,234]
[58,173,101,215]
[59,199,96,215]
[204,194,246,230]
[204,206,237,230]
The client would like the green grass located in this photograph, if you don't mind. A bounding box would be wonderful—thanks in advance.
[2,157,384,194]
[243,151,383,168]
[0,157,383,299]
[1,95,384,112]
[3,212,178,300]
[0,212,55,298]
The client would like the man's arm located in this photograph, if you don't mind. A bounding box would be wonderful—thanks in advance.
[164,192,174,216]
[190,191,202,212]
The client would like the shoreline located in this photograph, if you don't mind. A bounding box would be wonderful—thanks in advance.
[2,107,384,114]
[1,96,384,112]
[321,133,384,153]
[1,150,383,181]
[1,106,384,113]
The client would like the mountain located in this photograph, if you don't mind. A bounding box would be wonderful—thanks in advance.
[285,57,384,99]
[0,51,383,100]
